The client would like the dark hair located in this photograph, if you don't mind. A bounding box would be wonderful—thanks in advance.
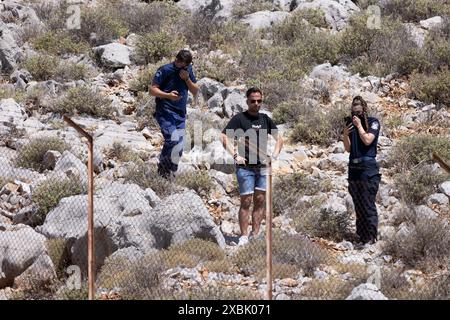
[246,87,263,98]
[176,49,193,64]
[352,96,369,129]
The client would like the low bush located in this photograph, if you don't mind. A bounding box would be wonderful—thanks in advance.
[14,137,69,172]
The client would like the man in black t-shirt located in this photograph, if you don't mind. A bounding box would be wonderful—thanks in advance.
[221,87,284,246]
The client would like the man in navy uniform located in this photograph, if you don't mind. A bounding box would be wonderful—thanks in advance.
[343,96,381,247]
[149,49,199,178]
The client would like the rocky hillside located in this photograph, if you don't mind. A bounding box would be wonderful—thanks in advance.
[0,0,449,300]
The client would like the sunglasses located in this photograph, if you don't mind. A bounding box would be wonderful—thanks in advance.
[250,99,263,104]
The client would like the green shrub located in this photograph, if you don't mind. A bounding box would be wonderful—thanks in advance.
[175,170,213,195]
[75,4,129,45]
[386,216,450,272]
[135,32,183,65]
[14,137,69,172]
[134,93,159,131]
[22,55,93,82]
[232,0,279,18]
[45,238,70,278]
[105,142,143,164]
[129,61,169,93]
[167,239,225,262]
[341,14,421,77]
[411,68,450,106]
[100,253,170,299]
[387,135,450,172]
[195,54,240,83]
[33,177,84,225]
[23,55,59,81]
[290,104,347,146]
[273,173,331,216]
[233,232,329,277]
[123,163,178,197]
[53,86,112,118]
[56,282,89,300]
[294,206,353,242]
[204,260,236,274]
[56,63,94,82]
[33,31,89,56]
[382,0,450,22]
[177,11,249,51]
[292,8,328,28]
[185,285,262,300]
[272,100,307,124]
[394,165,448,204]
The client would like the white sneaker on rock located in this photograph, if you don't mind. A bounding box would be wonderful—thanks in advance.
[237,236,249,246]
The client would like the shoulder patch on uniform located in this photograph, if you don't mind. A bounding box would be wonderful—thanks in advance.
[371,121,379,130]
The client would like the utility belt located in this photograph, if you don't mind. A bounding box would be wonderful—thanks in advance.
[236,163,267,169]
[349,156,376,164]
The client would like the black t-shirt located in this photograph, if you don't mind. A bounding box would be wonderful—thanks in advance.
[222,111,278,166]
[350,116,380,160]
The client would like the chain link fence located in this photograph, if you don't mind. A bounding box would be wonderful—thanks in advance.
[0,117,449,300]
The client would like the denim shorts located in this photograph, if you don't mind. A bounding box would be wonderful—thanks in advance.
[236,166,267,195]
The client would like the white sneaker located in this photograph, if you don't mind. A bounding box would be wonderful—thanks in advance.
[237,236,249,246]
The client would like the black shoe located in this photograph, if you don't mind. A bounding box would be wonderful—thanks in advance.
[157,167,171,180]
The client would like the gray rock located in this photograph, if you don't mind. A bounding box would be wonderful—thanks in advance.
[294,0,359,31]
[220,220,235,235]
[0,161,44,186]
[314,270,328,280]
[419,16,443,30]
[12,204,39,226]
[42,150,62,171]
[223,91,246,118]
[197,77,226,102]
[336,240,353,251]
[310,63,349,83]
[318,153,348,171]
[426,193,449,206]
[207,92,224,114]
[54,151,88,186]
[37,188,225,273]
[176,0,234,19]
[438,181,450,197]
[134,190,226,249]
[0,224,55,289]
[396,222,412,238]
[209,169,234,193]
[241,11,291,30]
[92,43,133,68]
[275,293,291,300]
[333,141,345,153]
[0,21,22,72]
[10,69,32,89]
[405,23,428,48]
[346,283,388,300]
[204,140,235,174]
[414,205,438,220]
[144,188,161,207]
[0,98,27,125]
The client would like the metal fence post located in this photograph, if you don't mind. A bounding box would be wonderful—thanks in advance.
[266,156,273,300]
[63,115,95,300]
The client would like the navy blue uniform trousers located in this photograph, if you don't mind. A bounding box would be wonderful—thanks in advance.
[348,160,381,243]
[155,108,185,174]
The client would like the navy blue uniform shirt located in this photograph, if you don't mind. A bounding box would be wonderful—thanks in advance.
[152,62,197,117]
[349,117,380,160]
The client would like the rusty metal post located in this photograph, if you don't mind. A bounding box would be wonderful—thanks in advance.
[265,156,273,300]
[63,115,95,300]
